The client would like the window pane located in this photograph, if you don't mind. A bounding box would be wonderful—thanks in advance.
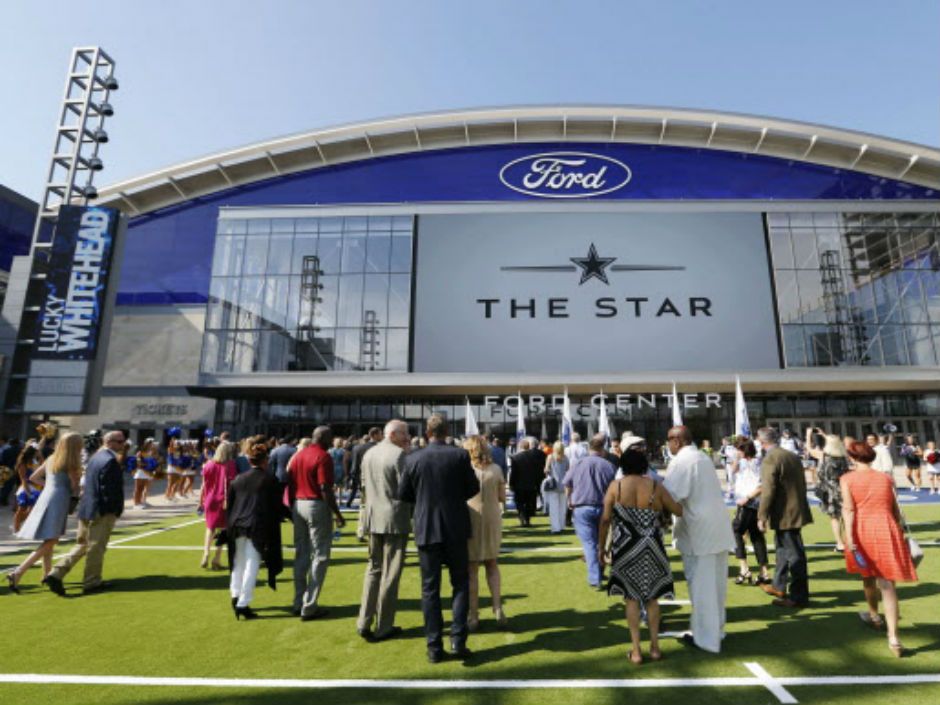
[262,276,289,329]
[774,270,800,325]
[267,235,293,275]
[237,277,264,329]
[318,234,342,274]
[796,270,825,324]
[390,233,412,272]
[315,275,339,328]
[207,277,239,330]
[769,229,794,269]
[336,274,364,327]
[243,235,269,275]
[791,229,818,269]
[247,219,270,236]
[292,233,319,274]
[388,274,412,327]
[363,274,390,326]
[341,233,366,273]
[782,325,806,367]
[271,219,294,234]
[232,331,259,372]
[212,236,244,276]
[218,219,247,236]
[365,233,391,273]
[386,329,409,370]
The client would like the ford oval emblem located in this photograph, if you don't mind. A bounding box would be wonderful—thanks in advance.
[499,151,632,199]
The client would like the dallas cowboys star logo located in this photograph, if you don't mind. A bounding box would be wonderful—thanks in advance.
[499,244,685,284]
[570,243,616,285]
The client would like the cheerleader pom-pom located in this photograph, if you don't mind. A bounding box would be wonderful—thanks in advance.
[167,426,182,439]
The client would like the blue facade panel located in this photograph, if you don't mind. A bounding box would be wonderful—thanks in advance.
[116,142,939,305]
[0,187,36,273]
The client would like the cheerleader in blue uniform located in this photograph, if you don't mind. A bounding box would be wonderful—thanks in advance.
[179,441,196,498]
[12,442,42,533]
[164,437,183,502]
[133,438,159,509]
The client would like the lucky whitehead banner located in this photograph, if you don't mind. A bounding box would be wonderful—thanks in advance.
[33,205,119,361]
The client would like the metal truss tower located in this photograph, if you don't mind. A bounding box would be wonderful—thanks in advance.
[31,47,118,258]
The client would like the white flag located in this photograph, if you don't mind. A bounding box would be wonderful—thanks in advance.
[561,388,573,445]
[515,392,527,442]
[464,398,479,437]
[671,382,683,427]
[735,375,751,438]
[598,392,610,442]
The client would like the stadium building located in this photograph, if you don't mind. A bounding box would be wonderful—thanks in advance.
[6,106,940,446]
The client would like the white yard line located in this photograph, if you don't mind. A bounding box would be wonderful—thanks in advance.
[745,662,798,703]
[108,518,204,546]
[1,667,938,695]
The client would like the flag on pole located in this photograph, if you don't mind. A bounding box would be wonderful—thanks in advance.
[561,388,573,445]
[464,398,479,437]
[735,375,751,438]
[515,392,527,442]
[671,382,683,427]
[598,391,611,442]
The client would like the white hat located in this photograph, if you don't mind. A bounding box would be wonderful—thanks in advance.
[620,433,646,450]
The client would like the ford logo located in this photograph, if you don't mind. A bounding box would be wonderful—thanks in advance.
[499,151,632,199]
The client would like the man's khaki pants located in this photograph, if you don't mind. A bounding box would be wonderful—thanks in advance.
[50,514,117,590]
[357,532,407,637]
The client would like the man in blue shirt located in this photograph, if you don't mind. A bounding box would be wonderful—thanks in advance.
[563,433,616,588]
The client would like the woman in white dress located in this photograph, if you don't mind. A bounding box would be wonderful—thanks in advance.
[543,442,569,534]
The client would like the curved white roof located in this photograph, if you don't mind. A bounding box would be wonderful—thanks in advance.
[98,105,940,216]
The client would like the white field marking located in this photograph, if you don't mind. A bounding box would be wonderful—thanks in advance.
[745,662,798,704]
[0,672,769,690]
[108,518,204,546]
[2,669,939,693]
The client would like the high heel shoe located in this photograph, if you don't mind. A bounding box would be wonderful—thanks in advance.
[888,640,906,658]
[5,572,20,595]
[231,597,238,612]
[628,648,643,665]
[468,614,480,633]
[734,571,752,585]
[200,554,209,569]
[494,607,508,627]
[210,559,224,571]
[235,606,258,621]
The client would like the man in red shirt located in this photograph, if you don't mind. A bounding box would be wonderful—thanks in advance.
[288,425,346,621]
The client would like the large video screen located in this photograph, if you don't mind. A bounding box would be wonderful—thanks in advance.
[412,212,781,372]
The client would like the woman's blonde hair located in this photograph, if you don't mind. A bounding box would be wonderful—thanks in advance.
[463,435,492,468]
[552,440,565,460]
[213,441,236,463]
[298,437,312,449]
[49,432,83,474]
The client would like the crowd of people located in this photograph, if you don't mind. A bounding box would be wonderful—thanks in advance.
[0,417,924,664]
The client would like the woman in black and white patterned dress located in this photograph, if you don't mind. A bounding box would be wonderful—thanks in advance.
[599,449,683,665]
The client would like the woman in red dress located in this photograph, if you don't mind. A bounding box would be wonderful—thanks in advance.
[841,441,918,657]
[199,441,237,570]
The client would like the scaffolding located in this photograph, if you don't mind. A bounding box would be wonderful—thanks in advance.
[819,248,868,365]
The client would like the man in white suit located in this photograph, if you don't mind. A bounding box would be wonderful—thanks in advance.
[663,425,736,653]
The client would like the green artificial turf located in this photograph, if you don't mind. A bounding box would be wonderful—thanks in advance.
[1,505,938,705]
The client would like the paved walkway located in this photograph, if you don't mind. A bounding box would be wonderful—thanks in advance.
[0,477,201,555]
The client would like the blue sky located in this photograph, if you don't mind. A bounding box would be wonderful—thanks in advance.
[1,0,938,200]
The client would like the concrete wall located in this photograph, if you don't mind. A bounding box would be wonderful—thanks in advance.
[54,304,215,436]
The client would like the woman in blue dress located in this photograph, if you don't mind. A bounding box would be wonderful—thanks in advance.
[6,433,83,593]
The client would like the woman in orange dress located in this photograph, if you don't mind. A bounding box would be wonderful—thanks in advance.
[841,441,918,657]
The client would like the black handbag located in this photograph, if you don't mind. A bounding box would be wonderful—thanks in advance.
[67,496,80,515]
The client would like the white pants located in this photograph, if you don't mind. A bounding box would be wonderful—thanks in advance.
[230,536,261,608]
[545,491,567,533]
[681,551,728,653]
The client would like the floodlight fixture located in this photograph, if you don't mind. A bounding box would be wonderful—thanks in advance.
[92,128,109,143]
[103,76,119,90]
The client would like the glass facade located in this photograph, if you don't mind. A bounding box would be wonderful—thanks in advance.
[201,214,414,373]
[769,211,940,367]
[214,392,940,449]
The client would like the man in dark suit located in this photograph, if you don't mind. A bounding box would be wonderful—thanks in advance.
[509,438,545,526]
[346,427,382,508]
[757,426,814,608]
[45,431,126,596]
[398,415,480,663]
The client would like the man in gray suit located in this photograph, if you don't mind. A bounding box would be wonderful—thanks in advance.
[356,419,413,641]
